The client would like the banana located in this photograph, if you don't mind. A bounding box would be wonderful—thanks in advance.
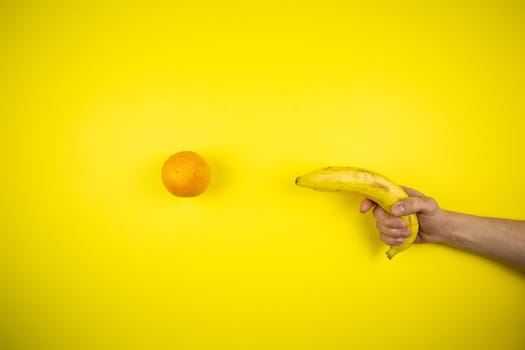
[295,166,418,259]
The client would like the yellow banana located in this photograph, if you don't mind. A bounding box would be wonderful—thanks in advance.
[295,166,418,259]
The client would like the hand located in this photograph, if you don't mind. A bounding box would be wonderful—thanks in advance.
[359,187,450,246]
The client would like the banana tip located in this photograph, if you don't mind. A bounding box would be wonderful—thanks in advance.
[386,248,396,260]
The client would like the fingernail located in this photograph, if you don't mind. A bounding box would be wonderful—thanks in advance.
[395,237,405,245]
[392,203,405,215]
[401,229,411,237]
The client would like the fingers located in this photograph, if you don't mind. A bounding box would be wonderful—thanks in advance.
[380,233,407,246]
[372,206,404,228]
[360,200,406,244]
[372,205,411,245]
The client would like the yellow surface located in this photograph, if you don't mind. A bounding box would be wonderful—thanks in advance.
[1,1,525,349]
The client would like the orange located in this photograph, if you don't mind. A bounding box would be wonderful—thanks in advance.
[161,151,212,197]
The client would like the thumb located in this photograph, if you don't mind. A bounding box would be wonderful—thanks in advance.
[391,196,437,216]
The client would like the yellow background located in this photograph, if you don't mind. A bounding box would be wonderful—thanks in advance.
[1,1,525,349]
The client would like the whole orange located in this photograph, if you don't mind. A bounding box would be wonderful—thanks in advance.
[161,151,212,197]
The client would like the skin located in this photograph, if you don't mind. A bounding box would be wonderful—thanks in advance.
[360,187,525,272]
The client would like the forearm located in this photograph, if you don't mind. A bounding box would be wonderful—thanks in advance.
[442,211,525,271]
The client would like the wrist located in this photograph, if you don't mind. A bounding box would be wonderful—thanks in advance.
[437,210,458,245]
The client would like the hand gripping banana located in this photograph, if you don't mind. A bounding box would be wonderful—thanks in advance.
[295,166,419,259]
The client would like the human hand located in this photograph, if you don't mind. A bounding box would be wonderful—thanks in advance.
[359,187,450,246]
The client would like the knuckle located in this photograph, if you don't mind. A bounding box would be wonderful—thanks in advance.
[406,197,418,210]
[385,228,402,238]
[426,197,438,209]
[385,217,402,228]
